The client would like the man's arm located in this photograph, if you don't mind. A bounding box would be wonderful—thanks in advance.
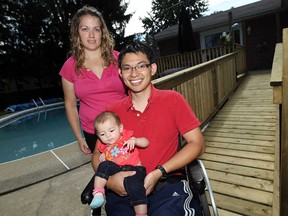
[161,127,205,173]
[91,141,102,172]
[145,127,205,194]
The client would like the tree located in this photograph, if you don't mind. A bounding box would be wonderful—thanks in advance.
[1,0,132,66]
[0,0,132,79]
[0,0,132,108]
[141,0,208,45]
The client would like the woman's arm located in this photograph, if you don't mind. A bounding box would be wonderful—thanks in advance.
[62,78,91,155]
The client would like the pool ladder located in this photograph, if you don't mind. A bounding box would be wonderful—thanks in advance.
[31,97,46,109]
[31,98,48,121]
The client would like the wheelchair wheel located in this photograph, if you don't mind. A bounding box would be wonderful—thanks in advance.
[92,207,101,216]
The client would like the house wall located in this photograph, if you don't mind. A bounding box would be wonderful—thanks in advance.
[197,14,277,71]
[245,14,277,70]
[156,14,276,71]
[199,23,244,49]
[156,33,200,56]
[156,38,178,56]
[155,8,286,71]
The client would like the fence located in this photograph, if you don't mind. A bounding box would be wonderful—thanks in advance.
[155,44,246,79]
[270,28,288,216]
[153,47,246,130]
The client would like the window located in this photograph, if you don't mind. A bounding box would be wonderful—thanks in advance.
[205,33,222,48]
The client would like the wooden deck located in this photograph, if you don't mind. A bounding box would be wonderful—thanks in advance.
[200,70,279,216]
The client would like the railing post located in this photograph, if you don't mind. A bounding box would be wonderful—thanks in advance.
[280,28,288,216]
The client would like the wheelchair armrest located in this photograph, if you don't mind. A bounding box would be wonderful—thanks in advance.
[81,175,95,204]
[186,159,206,194]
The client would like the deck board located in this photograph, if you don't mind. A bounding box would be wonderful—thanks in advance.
[200,70,278,216]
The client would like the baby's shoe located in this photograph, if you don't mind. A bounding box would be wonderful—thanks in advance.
[90,193,105,209]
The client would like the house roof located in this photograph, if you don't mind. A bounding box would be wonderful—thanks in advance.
[154,0,283,41]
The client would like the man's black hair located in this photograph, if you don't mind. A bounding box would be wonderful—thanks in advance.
[118,42,156,68]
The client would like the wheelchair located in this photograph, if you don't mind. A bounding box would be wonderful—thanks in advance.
[81,158,218,216]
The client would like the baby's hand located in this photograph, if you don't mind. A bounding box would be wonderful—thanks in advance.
[124,137,138,151]
[99,153,106,162]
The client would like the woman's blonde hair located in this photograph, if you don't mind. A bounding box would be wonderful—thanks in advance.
[69,5,116,75]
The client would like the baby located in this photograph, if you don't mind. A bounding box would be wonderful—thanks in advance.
[91,111,149,216]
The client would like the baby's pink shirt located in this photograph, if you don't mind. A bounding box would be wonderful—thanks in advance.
[98,130,141,166]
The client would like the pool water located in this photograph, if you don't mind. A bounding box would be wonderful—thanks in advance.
[0,108,77,163]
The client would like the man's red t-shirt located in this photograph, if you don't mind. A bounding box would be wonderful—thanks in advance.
[108,84,201,173]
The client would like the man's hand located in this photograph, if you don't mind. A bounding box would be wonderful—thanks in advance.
[144,169,162,195]
[106,171,136,196]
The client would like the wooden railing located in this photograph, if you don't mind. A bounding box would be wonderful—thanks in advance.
[270,28,288,216]
[153,47,246,129]
[155,44,246,78]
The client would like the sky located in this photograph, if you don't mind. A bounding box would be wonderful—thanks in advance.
[124,0,260,36]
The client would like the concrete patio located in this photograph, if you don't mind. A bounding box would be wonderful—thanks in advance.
[0,142,106,216]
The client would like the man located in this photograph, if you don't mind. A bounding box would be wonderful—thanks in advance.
[92,42,205,216]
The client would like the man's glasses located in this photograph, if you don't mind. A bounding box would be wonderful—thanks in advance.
[121,62,151,73]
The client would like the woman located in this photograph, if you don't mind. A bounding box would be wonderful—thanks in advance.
[59,6,126,155]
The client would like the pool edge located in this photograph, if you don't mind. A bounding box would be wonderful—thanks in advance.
[0,142,92,195]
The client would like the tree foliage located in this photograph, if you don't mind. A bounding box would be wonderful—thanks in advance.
[141,0,208,43]
[0,0,132,78]
[0,0,134,107]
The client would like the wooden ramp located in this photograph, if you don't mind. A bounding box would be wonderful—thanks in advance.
[200,70,279,216]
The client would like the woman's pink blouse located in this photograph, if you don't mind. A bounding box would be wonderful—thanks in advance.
[59,53,126,134]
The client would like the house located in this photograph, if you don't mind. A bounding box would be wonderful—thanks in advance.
[154,0,288,70]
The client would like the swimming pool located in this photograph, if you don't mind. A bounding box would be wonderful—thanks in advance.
[0,107,78,163]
